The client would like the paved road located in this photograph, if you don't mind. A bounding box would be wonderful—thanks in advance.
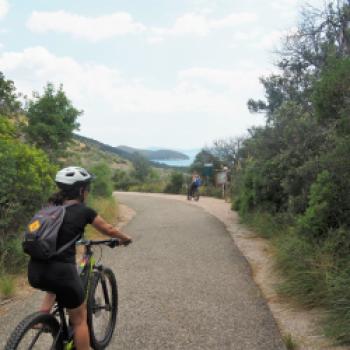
[0,193,285,349]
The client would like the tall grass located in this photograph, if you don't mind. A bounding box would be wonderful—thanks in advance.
[242,211,350,344]
[85,195,118,238]
[0,274,15,299]
[283,333,298,350]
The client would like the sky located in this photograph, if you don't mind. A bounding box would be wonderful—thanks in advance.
[0,0,326,150]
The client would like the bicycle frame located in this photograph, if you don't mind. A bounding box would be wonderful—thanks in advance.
[51,243,97,350]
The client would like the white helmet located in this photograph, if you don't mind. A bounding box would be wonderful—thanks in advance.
[55,166,93,186]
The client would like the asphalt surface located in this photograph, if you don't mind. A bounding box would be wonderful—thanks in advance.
[0,193,285,350]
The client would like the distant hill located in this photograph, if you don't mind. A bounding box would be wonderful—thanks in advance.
[73,135,190,169]
[117,145,189,161]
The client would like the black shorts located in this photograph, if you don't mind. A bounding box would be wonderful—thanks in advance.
[28,260,84,309]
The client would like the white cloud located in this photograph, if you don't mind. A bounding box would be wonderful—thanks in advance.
[0,47,266,147]
[26,9,258,44]
[150,11,258,42]
[0,0,9,19]
[27,11,146,41]
[178,67,269,90]
[0,47,244,114]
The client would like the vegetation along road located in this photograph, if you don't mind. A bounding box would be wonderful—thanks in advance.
[0,193,285,349]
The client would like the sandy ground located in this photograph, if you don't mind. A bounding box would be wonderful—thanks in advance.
[117,192,348,350]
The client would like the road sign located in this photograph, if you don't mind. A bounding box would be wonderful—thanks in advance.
[216,171,227,185]
[203,163,213,177]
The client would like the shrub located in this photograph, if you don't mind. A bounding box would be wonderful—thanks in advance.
[0,139,56,237]
[0,274,15,299]
[297,170,337,240]
[90,163,113,197]
[164,172,184,194]
[112,169,134,190]
[0,137,56,273]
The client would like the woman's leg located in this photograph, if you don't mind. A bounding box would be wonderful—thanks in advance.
[40,292,56,313]
[67,303,90,350]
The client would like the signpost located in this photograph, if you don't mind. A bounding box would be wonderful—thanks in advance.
[216,167,229,199]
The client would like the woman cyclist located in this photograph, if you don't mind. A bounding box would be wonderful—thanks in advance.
[27,166,132,350]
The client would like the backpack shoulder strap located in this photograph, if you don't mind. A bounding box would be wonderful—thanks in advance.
[53,234,81,256]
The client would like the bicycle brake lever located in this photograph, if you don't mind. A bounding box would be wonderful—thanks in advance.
[108,239,120,248]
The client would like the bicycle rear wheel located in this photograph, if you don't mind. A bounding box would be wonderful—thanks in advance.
[194,189,200,201]
[4,312,61,350]
[87,268,118,350]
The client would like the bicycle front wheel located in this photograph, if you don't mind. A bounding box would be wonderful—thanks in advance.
[4,312,61,350]
[87,268,118,350]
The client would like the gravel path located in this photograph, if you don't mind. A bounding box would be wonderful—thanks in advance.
[0,193,285,349]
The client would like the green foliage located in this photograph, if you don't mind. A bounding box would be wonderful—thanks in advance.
[0,237,27,274]
[164,171,184,194]
[128,181,165,193]
[86,196,118,238]
[0,135,56,274]
[0,116,16,139]
[25,83,81,160]
[0,72,21,115]
[112,168,136,190]
[283,334,298,350]
[313,57,350,126]
[297,171,338,240]
[0,274,15,299]
[199,185,223,198]
[90,163,113,198]
[0,138,57,238]
[231,2,350,343]
[131,153,151,182]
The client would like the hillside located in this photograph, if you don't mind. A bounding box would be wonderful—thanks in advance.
[74,135,190,169]
[117,145,189,161]
[66,135,130,170]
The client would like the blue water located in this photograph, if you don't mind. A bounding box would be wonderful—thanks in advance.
[153,149,199,167]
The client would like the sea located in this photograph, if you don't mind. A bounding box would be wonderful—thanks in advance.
[153,149,199,167]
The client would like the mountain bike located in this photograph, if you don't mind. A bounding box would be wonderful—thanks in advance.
[4,238,127,350]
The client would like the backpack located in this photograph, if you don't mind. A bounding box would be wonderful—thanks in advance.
[195,177,202,187]
[23,203,79,260]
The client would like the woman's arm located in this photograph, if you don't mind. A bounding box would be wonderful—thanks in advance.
[91,215,132,243]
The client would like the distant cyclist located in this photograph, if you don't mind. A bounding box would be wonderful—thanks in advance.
[27,166,132,350]
[188,172,202,200]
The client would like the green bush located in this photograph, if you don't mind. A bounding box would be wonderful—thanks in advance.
[0,139,56,236]
[164,172,184,194]
[0,274,15,299]
[128,181,165,193]
[199,185,223,198]
[90,163,113,197]
[0,236,27,274]
[0,134,56,274]
[112,169,135,190]
[297,170,337,240]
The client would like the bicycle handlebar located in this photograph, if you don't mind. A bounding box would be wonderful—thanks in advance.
[77,238,131,248]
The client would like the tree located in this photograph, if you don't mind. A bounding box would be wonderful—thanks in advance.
[0,72,21,116]
[25,83,81,160]
[210,137,244,169]
[131,153,151,182]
